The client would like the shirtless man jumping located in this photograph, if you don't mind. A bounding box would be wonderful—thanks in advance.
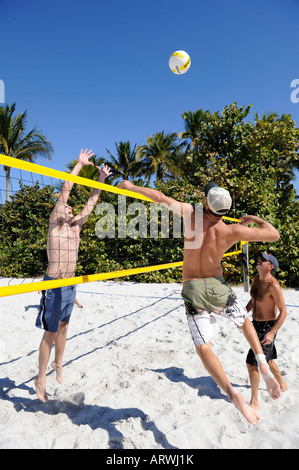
[35,149,111,402]
[118,180,281,426]
[246,252,288,410]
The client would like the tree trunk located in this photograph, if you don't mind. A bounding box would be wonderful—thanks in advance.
[4,166,10,201]
[259,148,263,183]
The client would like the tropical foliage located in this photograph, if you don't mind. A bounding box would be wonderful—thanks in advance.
[0,103,53,201]
[0,102,298,286]
[136,131,186,181]
[105,141,143,183]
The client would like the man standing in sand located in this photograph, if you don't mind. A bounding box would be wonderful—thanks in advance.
[35,149,111,402]
[118,180,281,426]
[246,252,288,410]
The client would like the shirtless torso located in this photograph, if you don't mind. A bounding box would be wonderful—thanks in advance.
[182,208,279,282]
[250,275,277,321]
[45,157,112,280]
[182,209,236,280]
[46,214,81,279]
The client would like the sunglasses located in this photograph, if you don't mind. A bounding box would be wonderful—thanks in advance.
[259,257,269,263]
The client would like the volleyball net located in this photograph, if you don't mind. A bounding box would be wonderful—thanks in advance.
[0,154,247,297]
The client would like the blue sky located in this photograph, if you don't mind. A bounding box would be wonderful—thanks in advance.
[1,0,299,195]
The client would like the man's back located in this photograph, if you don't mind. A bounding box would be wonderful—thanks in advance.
[183,210,238,281]
[182,210,280,282]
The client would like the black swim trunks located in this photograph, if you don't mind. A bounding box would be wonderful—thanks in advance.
[246,319,277,366]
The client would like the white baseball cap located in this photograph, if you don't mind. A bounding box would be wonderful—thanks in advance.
[207,187,232,215]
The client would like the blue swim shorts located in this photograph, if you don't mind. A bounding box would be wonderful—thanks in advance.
[35,275,76,332]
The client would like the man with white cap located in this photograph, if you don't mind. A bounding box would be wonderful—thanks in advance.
[118,179,281,426]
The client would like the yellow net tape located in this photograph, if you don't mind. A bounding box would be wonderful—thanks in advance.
[223,240,247,257]
[0,154,248,297]
[0,154,152,202]
[0,262,184,297]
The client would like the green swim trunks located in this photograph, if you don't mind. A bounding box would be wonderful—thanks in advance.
[182,277,247,346]
[182,276,233,313]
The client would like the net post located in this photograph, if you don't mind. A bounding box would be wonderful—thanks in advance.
[242,213,249,292]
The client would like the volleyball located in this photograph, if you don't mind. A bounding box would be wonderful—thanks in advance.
[169,50,191,75]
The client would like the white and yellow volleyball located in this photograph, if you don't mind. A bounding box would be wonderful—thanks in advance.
[169,50,191,75]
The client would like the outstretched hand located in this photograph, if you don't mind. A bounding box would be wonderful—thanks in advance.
[240,215,254,225]
[119,180,134,191]
[96,163,112,181]
[78,148,95,166]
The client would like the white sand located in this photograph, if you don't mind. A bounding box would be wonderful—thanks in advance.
[0,279,298,449]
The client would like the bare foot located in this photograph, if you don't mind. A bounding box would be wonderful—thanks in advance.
[51,361,63,384]
[34,377,48,403]
[231,393,260,426]
[277,378,288,392]
[249,399,262,411]
[259,363,281,399]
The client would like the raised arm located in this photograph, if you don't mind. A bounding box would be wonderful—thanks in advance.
[50,149,94,224]
[228,215,280,244]
[118,180,193,217]
[72,163,112,227]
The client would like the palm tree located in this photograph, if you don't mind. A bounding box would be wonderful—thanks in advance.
[253,112,278,123]
[0,103,53,200]
[180,108,206,151]
[105,140,143,183]
[179,109,211,172]
[136,131,185,181]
